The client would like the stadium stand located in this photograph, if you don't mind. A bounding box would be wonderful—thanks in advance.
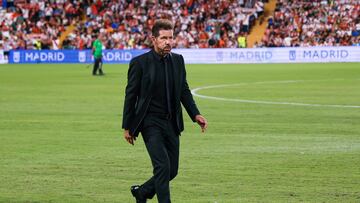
[258,0,360,47]
[0,0,85,52]
[68,0,267,49]
[1,0,266,50]
[1,0,358,51]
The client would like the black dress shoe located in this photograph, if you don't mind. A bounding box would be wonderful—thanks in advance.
[131,185,146,203]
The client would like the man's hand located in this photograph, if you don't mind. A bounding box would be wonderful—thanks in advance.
[195,115,208,133]
[124,129,136,145]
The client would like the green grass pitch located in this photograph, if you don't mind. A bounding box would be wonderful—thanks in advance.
[0,62,359,203]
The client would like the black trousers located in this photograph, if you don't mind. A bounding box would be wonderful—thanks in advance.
[139,114,179,203]
[93,57,103,75]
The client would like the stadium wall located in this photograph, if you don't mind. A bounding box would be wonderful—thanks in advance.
[6,46,360,64]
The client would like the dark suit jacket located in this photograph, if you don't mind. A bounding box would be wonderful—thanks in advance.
[122,50,200,137]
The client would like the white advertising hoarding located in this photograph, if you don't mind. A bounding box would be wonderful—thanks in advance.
[173,46,360,64]
[0,50,7,64]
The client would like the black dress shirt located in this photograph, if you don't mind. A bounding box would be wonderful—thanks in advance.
[147,50,174,116]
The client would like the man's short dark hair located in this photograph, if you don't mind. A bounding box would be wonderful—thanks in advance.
[152,19,174,37]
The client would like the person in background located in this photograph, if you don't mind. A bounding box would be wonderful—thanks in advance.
[92,33,105,76]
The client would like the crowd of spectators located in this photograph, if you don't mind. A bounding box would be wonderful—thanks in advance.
[65,0,265,50]
[0,0,85,54]
[1,0,359,51]
[257,0,360,47]
[1,0,265,51]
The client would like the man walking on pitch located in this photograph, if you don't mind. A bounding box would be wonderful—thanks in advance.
[92,33,105,76]
[122,19,208,203]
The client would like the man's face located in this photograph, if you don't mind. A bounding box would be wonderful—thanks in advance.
[100,35,106,43]
[152,30,173,56]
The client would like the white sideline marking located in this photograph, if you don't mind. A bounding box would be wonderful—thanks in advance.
[191,80,360,108]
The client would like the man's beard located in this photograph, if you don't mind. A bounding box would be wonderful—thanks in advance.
[159,45,171,56]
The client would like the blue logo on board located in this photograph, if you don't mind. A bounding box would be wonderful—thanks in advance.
[216,51,223,61]
[289,50,296,61]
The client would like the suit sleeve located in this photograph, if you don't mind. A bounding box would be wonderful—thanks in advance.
[179,55,200,122]
[122,58,142,129]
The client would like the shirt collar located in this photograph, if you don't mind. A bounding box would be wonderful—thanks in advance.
[152,49,169,61]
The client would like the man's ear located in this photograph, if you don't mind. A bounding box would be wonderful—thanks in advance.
[151,36,156,42]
